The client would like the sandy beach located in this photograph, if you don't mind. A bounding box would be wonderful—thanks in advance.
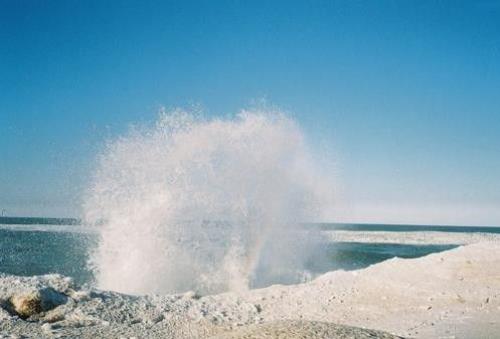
[1,241,498,338]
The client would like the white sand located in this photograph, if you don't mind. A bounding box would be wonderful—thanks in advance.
[1,242,499,338]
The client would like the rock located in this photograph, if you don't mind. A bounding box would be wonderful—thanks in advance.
[10,291,43,318]
[8,288,68,319]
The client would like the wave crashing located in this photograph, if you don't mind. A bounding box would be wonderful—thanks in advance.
[84,109,333,295]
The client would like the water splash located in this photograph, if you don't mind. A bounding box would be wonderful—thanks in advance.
[84,108,333,295]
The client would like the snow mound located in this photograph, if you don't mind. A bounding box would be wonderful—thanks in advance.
[0,242,499,338]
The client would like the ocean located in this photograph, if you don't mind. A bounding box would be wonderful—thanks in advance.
[2,217,498,288]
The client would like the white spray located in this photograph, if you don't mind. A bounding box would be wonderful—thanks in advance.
[84,108,333,295]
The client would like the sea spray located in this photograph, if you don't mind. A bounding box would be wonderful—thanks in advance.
[84,108,333,295]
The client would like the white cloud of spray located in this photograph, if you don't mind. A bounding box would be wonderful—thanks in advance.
[84,108,335,295]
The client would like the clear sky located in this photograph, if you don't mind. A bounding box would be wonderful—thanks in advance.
[1,1,499,225]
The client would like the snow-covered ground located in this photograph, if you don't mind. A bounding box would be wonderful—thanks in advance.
[1,241,498,338]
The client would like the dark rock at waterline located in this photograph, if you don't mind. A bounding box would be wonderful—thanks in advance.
[2,288,68,319]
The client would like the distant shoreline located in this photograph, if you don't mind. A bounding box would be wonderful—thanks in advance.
[0,216,81,225]
[1,216,500,235]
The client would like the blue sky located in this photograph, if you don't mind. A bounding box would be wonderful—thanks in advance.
[1,1,499,225]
